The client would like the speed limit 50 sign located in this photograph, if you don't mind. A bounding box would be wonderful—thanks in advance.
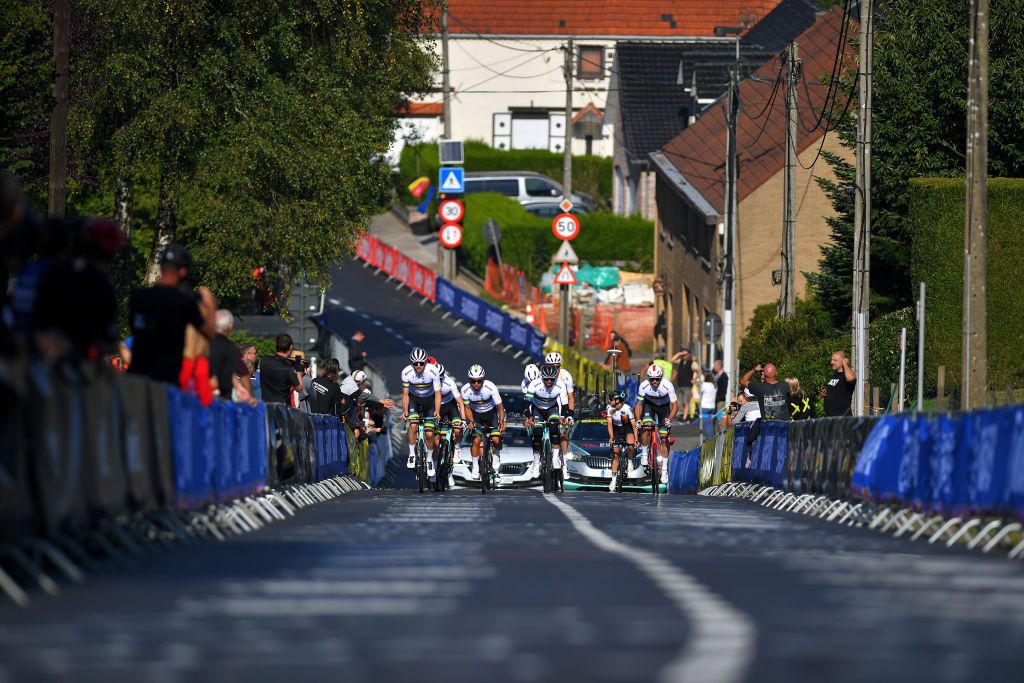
[551,212,580,241]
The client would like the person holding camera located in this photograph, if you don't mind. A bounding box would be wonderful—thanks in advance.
[259,333,302,404]
[740,361,790,421]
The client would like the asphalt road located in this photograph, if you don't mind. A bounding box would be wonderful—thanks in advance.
[322,258,526,390]
[2,491,1022,682]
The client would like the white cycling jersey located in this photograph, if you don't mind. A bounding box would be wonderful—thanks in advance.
[637,379,677,406]
[556,368,574,396]
[525,378,568,411]
[460,380,502,413]
[607,403,635,427]
[401,364,440,399]
[439,375,460,404]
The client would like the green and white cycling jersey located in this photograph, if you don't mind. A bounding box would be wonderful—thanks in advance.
[637,378,677,406]
[460,380,502,414]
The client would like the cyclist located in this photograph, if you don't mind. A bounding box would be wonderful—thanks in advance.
[521,363,541,393]
[524,363,570,479]
[635,363,677,485]
[544,352,577,458]
[606,390,639,492]
[460,364,505,480]
[402,347,442,478]
[435,362,465,488]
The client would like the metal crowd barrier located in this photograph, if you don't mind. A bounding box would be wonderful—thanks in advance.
[0,359,370,607]
[669,409,1024,560]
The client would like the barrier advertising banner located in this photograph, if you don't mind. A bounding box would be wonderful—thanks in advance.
[436,278,546,360]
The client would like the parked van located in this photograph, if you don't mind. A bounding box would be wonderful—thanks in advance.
[462,171,597,212]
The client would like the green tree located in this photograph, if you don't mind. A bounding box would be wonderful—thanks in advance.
[809,0,1024,327]
[73,0,437,299]
[0,1,52,205]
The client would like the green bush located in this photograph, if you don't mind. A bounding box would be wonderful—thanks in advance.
[459,193,653,281]
[229,330,276,357]
[909,178,1024,393]
[398,140,612,208]
[868,307,918,404]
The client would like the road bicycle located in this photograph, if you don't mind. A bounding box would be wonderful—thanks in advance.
[640,419,668,496]
[537,415,563,494]
[406,418,430,494]
[609,432,637,494]
[474,424,500,494]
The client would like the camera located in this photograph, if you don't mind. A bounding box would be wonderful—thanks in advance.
[728,401,740,414]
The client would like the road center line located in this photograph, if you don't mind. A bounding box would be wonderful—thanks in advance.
[543,495,756,683]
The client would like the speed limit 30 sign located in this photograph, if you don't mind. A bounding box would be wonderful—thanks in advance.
[439,222,463,249]
[438,199,465,224]
[551,212,580,241]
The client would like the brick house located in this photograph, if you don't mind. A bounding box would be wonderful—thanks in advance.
[651,6,855,357]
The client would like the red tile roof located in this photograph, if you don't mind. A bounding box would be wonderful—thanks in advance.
[661,7,855,208]
[446,1,783,37]
[397,102,444,117]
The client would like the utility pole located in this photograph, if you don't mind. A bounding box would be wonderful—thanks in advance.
[48,0,70,219]
[852,0,873,417]
[780,41,799,318]
[558,37,574,347]
[722,66,738,401]
[438,2,456,281]
[962,0,988,409]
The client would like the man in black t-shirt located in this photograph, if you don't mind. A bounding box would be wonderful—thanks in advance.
[208,309,250,400]
[822,351,857,416]
[128,244,216,384]
[260,334,301,404]
[740,362,790,421]
[309,358,344,415]
[348,330,367,373]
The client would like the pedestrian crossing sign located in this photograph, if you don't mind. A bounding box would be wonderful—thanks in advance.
[439,167,465,193]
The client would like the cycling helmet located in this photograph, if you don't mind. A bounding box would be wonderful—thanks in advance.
[468,364,486,380]
[524,364,541,382]
[544,351,563,365]
[410,347,428,363]
[435,363,446,377]
[646,364,664,380]
[610,391,626,402]
[540,363,559,380]
[352,370,367,383]
[426,355,438,365]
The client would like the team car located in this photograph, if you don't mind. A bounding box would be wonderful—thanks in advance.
[451,422,540,488]
[563,416,655,491]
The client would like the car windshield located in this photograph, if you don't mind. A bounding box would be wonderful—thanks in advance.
[571,422,608,442]
[500,390,529,416]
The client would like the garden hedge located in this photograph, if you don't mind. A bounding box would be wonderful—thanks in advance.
[398,140,613,207]
[909,177,1024,392]
[459,193,653,282]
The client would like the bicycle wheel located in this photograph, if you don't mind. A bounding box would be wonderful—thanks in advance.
[435,439,448,492]
[650,440,660,496]
[542,439,553,493]
[417,439,429,493]
[480,438,490,494]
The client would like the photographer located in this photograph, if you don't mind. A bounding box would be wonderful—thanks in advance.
[259,333,301,404]
[309,358,343,416]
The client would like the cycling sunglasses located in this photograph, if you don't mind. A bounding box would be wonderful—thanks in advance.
[649,377,662,383]
[469,378,484,385]
[413,361,426,368]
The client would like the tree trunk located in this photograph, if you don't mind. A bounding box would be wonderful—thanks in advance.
[112,175,134,291]
[145,183,177,284]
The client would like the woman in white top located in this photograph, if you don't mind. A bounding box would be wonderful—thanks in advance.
[699,372,718,440]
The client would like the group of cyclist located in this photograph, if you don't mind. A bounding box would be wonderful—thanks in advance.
[402,345,675,492]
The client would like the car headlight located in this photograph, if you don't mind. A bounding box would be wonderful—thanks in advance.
[565,443,589,461]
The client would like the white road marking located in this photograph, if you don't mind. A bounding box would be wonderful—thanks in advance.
[327,298,342,306]
[543,495,756,683]
[344,305,356,313]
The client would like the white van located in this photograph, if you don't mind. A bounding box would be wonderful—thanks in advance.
[462,171,597,212]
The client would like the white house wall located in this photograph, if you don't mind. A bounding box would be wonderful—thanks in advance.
[433,37,617,157]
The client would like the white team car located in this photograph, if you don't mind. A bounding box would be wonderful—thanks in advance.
[451,422,540,488]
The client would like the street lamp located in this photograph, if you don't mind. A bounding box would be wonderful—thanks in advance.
[714,25,742,62]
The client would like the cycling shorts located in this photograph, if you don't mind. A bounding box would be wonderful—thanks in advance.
[611,423,634,443]
[437,400,462,428]
[641,403,670,435]
[530,407,563,448]
[469,409,501,438]
[408,396,437,429]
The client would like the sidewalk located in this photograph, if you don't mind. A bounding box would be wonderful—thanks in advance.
[368,210,484,295]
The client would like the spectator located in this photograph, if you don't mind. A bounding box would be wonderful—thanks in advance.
[651,348,674,379]
[602,330,632,375]
[740,362,790,421]
[310,358,344,416]
[735,388,761,423]
[259,334,301,404]
[821,351,857,417]
[180,325,215,406]
[31,218,122,362]
[239,344,261,400]
[699,371,717,440]
[208,309,252,402]
[688,356,702,421]
[713,359,729,409]
[295,354,313,411]
[671,347,693,419]
[787,377,815,420]
[128,244,216,384]
[348,330,368,373]
[119,337,133,370]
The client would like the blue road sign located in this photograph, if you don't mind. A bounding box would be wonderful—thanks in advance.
[439,167,465,193]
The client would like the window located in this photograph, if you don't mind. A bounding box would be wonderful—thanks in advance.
[463,179,485,195]
[578,46,604,80]
[525,177,559,198]
[484,179,519,196]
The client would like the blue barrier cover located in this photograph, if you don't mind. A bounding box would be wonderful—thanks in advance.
[668,448,701,494]
[732,422,751,482]
[436,277,545,360]
[623,377,639,407]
